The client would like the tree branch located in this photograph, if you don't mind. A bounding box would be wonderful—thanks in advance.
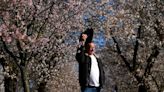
[0,37,21,68]
[144,45,159,76]
[16,39,27,67]
[132,25,141,70]
[37,2,55,15]
[35,2,55,39]
[154,19,163,41]
[112,37,132,72]
[151,74,160,92]
[0,57,6,70]
[49,3,90,39]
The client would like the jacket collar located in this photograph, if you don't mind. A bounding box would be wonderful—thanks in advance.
[85,53,99,58]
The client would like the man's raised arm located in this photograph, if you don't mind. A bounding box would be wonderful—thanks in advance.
[75,34,87,63]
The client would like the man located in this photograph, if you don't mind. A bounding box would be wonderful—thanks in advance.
[76,33,105,92]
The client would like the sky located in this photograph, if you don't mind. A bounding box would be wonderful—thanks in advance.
[65,0,117,50]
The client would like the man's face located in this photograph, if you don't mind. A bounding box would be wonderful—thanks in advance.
[87,43,95,55]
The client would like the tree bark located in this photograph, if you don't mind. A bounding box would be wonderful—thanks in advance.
[4,77,17,92]
[37,82,47,92]
[0,58,17,92]
[20,67,30,92]
[138,84,147,92]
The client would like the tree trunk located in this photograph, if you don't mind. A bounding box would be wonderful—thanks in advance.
[4,77,17,92]
[20,67,30,92]
[1,58,17,92]
[37,82,47,92]
[138,84,147,92]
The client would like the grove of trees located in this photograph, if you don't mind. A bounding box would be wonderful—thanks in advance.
[0,0,163,92]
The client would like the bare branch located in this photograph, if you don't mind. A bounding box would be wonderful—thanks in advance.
[37,2,55,15]
[16,39,27,67]
[0,37,21,68]
[112,37,132,72]
[36,3,54,39]
[49,3,90,39]
[151,74,160,92]
[144,45,160,76]
[132,25,141,70]
[154,19,163,41]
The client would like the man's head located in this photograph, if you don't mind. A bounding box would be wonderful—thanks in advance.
[86,42,95,55]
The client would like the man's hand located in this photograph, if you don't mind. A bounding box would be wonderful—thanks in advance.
[81,34,88,45]
[81,34,88,41]
[78,34,88,47]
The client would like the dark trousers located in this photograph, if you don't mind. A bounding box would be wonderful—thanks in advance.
[81,86,101,92]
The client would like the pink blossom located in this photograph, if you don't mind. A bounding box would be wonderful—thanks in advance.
[12,0,16,4]
[21,33,27,40]
[28,0,33,6]
[6,36,12,43]
[28,36,36,43]
[11,24,17,30]
[20,0,25,4]
[0,32,2,36]
[16,13,22,20]
[16,29,23,39]
[0,24,8,32]
[40,38,50,43]
[4,12,10,21]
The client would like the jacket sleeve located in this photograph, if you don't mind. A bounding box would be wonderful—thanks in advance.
[75,45,85,63]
